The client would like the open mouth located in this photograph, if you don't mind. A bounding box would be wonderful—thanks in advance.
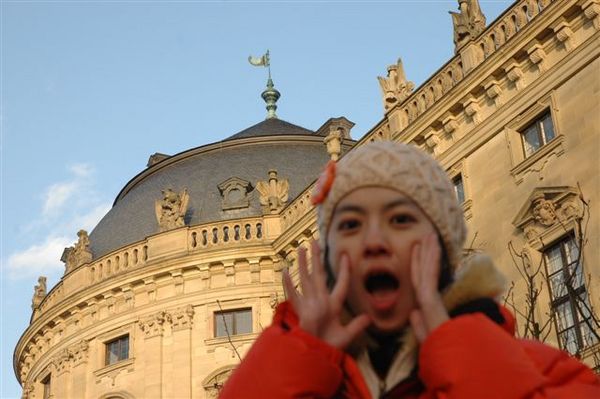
[365,272,399,294]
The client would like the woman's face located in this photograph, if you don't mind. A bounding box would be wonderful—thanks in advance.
[326,187,437,334]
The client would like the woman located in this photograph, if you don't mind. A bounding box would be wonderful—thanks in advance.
[220,141,600,398]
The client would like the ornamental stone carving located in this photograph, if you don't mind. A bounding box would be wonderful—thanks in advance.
[61,229,93,274]
[54,348,72,374]
[218,177,252,210]
[31,276,47,311]
[377,58,415,111]
[324,128,342,161]
[170,305,195,331]
[450,0,486,51]
[532,195,557,226]
[256,170,289,214]
[20,381,34,399]
[155,188,190,232]
[139,311,171,338]
[70,340,90,365]
[513,187,585,241]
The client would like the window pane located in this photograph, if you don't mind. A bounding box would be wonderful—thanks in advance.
[580,321,599,348]
[564,237,579,264]
[235,309,252,334]
[215,309,252,337]
[523,125,541,156]
[541,113,555,142]
[106,336,129,365]
[555,302,575,331]
[215,312,234,337]
[453,175,465,204]
[120,336,129,360]
[559,327,579,355]
[549,271,566,299]
[545,245,563,274]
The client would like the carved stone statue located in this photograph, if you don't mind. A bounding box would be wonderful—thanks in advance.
[256,170,289,214]
[377,58,415,111]
[31,276,47,310]
[532,195,557,226]
[450,0,486,51]
[155,188,190,232]
[61,229,93,273]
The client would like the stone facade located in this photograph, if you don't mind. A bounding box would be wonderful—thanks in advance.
[14,0,599,398]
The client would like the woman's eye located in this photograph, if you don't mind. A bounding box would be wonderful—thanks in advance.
[391,214,414,225]
[338,219,360,231]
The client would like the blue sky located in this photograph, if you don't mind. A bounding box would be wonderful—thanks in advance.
[1,1,511,397]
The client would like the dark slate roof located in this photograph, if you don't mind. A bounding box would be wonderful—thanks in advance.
[225,118,314,140]
[88,140,331,259]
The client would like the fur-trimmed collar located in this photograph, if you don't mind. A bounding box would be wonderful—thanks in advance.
[355,253,507,398]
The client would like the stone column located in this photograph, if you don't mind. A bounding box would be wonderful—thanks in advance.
[169,306,195,398]
[53,349,72,399]
[69,340,89,398]
[139,311,170,399]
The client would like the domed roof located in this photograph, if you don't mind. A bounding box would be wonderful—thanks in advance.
[89,119,350,259]
[224,118,315,141]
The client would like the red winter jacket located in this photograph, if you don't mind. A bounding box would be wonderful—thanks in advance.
[219,301,600,399]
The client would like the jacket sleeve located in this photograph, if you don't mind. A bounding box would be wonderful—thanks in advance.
[418,313,600,399]
[219,301,351,399]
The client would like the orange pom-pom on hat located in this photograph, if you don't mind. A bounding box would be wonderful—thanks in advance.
[311,160,336,205]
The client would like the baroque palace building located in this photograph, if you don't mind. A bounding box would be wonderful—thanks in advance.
[14,0,600,398]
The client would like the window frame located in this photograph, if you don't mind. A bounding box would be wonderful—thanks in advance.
[447,159,472,220]
[520,110,556,158]
[214,308,253,338]
[543,235,597,355]
[104,334,130,366]
[506,94,564,185]
[452,174,466,204]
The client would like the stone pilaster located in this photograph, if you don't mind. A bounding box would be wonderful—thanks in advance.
[169,306,194,398]
[139,311,170,399]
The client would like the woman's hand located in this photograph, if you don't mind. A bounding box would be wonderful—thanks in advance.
[283,240,371,349]
[409,233,450,343]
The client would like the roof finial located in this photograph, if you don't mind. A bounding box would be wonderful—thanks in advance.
[249,50,280,119]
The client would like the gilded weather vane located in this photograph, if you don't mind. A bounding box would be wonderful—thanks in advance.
[248,49,280,119]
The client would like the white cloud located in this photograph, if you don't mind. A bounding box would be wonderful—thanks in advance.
[5,163,112,280]
[69,163,93,178]
[6,235,71,279]
[42,181,78,216]
[41,163,95,217]
[67,202,112,233]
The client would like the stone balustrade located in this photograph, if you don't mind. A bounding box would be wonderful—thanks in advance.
[391,0,557,127]
[188,217,265,250]
[281,190,313,230]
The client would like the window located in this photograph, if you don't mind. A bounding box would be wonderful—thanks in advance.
[544,236,598,355]
[521,111,555,157]
[452,174,465,204]
[214,308,252,337]
[42,374,51,399]
[105,335,129,365]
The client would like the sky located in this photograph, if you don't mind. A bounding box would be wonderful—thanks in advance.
[0,0,512,397]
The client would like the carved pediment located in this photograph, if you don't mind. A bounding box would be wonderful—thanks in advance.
[512,186,583,240]
[203,365,236,398]
[217,177,252,210]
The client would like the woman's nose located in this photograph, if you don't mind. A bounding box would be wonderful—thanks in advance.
[363,223,390,257]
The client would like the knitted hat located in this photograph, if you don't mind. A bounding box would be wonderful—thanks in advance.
[313,141,467,271]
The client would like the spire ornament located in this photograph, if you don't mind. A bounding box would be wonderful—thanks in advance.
[249,50,280,119]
